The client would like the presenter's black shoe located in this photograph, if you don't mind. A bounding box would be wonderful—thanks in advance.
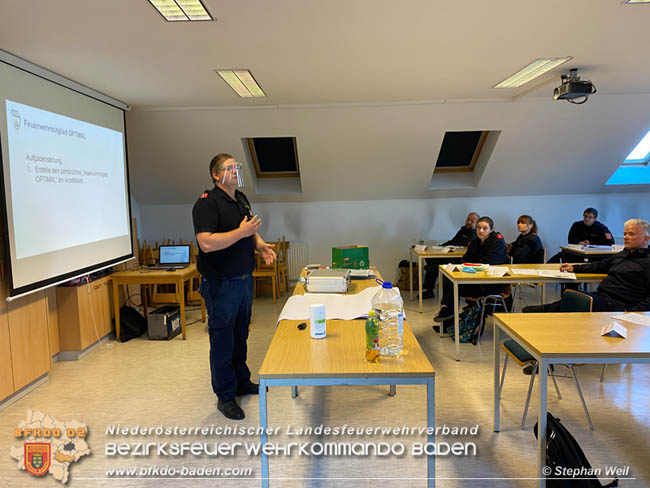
[433,306,453,323]
[217,400,245,420]
[432,325,440,333]
[236,383,259,396]
[422,290,435,299]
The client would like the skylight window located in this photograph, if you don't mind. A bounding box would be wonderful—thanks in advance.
[623,129,650,164]
[606,127,650,185]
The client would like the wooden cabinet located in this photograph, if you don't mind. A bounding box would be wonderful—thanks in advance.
[56,276,113,355]
[7,292,51,391]
[0,295,14,400]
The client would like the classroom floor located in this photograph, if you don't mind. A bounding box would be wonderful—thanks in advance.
[1,285,649,488]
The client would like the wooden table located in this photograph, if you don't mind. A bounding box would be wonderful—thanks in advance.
[492,312,650,487]
[409,246,466,311]
[560,245,620,262]
[110,264,205,340]
[258,270,436,487]
[438,264,607,361]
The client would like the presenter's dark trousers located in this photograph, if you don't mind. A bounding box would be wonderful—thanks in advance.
[200,275,253,402]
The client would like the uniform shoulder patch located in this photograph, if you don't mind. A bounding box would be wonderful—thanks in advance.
[605,233,613,240]
[200,192,209,199]
[496,233,503,239]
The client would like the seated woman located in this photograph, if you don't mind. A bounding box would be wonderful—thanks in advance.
[434,216,509,323]
[508,215,544,264]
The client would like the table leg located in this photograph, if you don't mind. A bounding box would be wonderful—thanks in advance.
[418,255,423,312]
[178,277,187,340]
[493,322,501,432]
[453,282,460,361]
[389,385,396,396]
[291,386,298,398]
[112,279,120,341]
[438,271,444,338]
[260,379,269,488]
[409,249,414,302]
[538,358,548,488]
[541,283,546,304]
[142,285,148,318]
[427,376,435,488]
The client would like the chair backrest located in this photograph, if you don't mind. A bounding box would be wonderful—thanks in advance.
[560,289,593,312]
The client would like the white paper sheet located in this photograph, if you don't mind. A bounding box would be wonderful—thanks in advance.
[610,313,650,327]
[537,270,576,280]
[509,268,540,276]
[487,267,509,277]
[278,286,405,323]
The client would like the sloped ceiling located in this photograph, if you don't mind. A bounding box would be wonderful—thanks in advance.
[1,1,650,203]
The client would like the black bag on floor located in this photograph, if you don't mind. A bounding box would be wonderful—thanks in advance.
[116,306,147,342]
[534,413,618,487]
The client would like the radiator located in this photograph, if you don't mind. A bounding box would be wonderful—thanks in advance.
[287,241,308,281]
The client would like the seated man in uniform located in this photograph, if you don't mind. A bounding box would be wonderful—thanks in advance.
[525,219,650,313]
[547,207,614,263]
[421,212,478,299]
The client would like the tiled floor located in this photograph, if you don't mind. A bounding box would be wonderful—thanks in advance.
[1,285,648,487]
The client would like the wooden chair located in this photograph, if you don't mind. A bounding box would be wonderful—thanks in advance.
[252,241,279,303]
[498,289,594,430]
[276,236,290,294]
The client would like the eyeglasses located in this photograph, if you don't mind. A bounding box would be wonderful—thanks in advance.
[222,163,243,172]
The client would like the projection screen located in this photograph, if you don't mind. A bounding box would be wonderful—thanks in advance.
[0,52,133,298]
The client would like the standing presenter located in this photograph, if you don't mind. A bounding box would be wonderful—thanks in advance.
[192,153,276,420]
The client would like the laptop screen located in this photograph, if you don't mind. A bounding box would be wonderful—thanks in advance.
[159,245,190,265]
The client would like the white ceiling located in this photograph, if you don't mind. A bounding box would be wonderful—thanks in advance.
[2,0,650,203]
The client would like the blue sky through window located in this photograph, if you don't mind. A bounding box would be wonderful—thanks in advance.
[606,127,650,185]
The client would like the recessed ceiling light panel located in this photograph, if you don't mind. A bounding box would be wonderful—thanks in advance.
[148,0,213,21]
[216,70,266,98]
[494,57,572,88]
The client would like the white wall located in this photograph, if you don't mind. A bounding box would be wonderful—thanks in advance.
[141,191,650,281]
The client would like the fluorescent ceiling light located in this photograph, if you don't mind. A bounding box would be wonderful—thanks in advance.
[148,0,213,21]
[624,0,650,4]
[494,57,572,88]
[216,70,266,98]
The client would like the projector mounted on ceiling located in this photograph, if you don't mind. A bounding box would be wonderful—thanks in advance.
[553,68,597,104]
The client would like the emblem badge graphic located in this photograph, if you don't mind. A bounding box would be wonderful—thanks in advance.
[25,443,51,476]
[10,109,21,130]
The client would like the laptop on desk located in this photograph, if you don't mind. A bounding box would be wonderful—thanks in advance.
[148,245,191,270]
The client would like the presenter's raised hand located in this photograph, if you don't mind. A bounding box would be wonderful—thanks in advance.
[258,242,276,265]
[239,215,261,237]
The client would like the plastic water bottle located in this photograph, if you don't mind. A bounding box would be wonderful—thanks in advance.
[372,281,404,356]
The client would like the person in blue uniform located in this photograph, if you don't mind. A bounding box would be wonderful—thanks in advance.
[547,208,614,263]
[433,216,509,323]
[192,153,276,421]
[525,219,650,313]
[421,212,478,299]
[507,215,544,264]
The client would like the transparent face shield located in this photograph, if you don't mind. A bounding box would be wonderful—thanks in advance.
[221,163,244,188]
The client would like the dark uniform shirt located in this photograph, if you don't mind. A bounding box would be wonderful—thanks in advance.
[443,226,476,247]
[192,186,255,279]
[463,231,508,265]
[573,248,650,311]
[568,220,614,245]
[510,232,544,264]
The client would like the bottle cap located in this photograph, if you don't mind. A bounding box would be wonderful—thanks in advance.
[368,310,376,317]
[382,281,393,289]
